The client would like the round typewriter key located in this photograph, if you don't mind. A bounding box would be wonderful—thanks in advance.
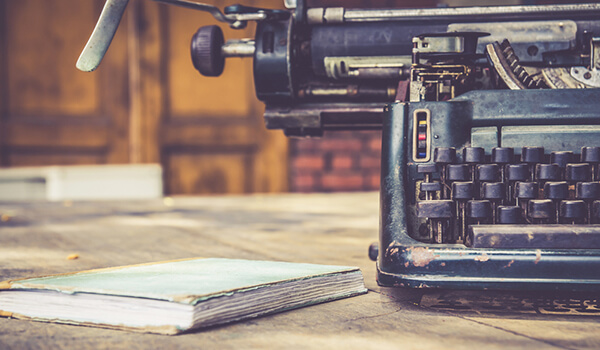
[467,200,492,224]
[581,147,600,163]
[434,148,456,164]
[477,164,499,182]
[482,182,504,200]
[452,182,474,200]
[492,147,514,164]
[560,200,586,223]
[452,182,474,242]
[544,182,569,200]
[565,163,591,182]
[506,164,529,181]
[447,164,470,181]
[582,147,600,181]
[593,201,600,224]
[550,151,573,168]
[497,206,522,224]
[463,147,485,164]
[434,148,456,199]
[536,163,561,182]
[528,199,554,222]
[515,182,538,199]
[522,147,545,163]
[576,182,600,200]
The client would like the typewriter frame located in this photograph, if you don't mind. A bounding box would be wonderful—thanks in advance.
[378,88,600,291]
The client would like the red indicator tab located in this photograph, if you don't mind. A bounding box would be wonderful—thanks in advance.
[418,133,427,141]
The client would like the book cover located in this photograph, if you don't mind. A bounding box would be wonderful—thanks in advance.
[0,258,367,334]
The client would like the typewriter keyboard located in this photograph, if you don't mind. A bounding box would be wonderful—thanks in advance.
[416,146,600,249]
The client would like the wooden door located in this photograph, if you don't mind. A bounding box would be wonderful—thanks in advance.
[0,0,288,195]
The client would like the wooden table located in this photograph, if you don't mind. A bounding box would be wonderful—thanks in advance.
[1,192,598,349]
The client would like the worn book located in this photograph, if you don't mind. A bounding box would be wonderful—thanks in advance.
[0,258,366,335]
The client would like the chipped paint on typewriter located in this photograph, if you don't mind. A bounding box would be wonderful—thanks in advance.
[79,0,600,290]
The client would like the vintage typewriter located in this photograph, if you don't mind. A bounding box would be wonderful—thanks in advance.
[79,0,600,290]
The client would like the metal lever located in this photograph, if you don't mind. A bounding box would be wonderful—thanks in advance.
[76,0,129,72]
[77,0,283,72]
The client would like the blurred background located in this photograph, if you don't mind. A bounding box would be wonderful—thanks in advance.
[0,0,593,199]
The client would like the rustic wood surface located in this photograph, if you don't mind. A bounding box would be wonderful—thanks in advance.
[0,192,599,349]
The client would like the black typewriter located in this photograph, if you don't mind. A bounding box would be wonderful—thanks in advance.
[79,0,600,290]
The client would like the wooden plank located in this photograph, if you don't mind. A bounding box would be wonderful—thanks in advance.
[162,122,257,147]
[4,121,108,149]
[1,193,599,348]
[0,0,6,166]
[5,0,100,116]
[166,152,251,194]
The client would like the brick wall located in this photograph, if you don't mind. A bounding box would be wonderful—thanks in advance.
[289,130,382,192]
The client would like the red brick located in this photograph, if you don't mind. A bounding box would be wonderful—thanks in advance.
[292,155,325,170]
[292,139,319,153]
[366,173,381,190]
[367,137,382,152]
[320,139,362,152]
[293,174,316,188]
[359,156,381,169]
[332,155,354,170]
[321,173,364,192]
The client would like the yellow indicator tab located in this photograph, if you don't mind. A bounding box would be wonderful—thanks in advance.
[418,120,427,126]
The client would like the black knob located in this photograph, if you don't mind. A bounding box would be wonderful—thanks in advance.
[522,147,544,163]
[515,182,538,199]
[497,206,522,224]
[528,199,554,219]
[434,148,456,164]
[506,164,529,181]
[581,147,600,163]
[565,163,591,182]
[463,147,485,164]
[447,164,470,181]
[536,164,561,181]
[492,147,514,164]
[452,182,474,200]
[560,200,586,219]
[544,182,569,200]
[550,151,573,168]
[482,182,504,200]
[467,200,492,219]
[191,25,225,77]
[576,182,600,200]
[477,164,499,182]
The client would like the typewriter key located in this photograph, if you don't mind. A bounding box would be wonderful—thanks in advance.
[482,182,504,222]
[417,163,438,183]
[492,147,514,184]
[536,163,561,185]
[544,182,569,223]
[477,164,499,183]
[550,151,573,169]
[497,206,522,224]
[447,164,470,182]
[417,200,454,243]
[566,163,591,183]
[466,200,492,225]
[434,148,456,199]
[506,164,529,204]
[522,147,545,181]
[420,182,442,200]
[593,201,600,224]
[528,199,554,224]
[581,147,600,181]
[452,182,474,242]
[576,182,600,223]
[515,182,538,219]
[463,147,485,181]
[560,200,586,224]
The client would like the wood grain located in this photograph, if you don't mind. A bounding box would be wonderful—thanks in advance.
[1,192,598,349]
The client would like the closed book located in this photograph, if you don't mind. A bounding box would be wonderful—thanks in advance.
[0,258,366,335]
